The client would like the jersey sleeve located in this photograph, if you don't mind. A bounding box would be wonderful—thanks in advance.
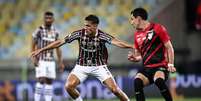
[32,28,40,38]
[64,31,81,43]
[99,32,114,44]
[155,24,170,43]
[32,27,40,44]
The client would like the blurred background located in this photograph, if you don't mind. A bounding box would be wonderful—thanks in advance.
[0,0,201,101]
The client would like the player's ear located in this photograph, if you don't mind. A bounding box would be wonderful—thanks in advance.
[93,24,98,28]
[52,17,55,22]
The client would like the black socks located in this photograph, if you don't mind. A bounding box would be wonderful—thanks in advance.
[134,78,145,101]
[154,78,173,101]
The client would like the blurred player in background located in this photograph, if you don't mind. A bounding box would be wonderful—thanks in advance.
[169,72,183,99]
[128,8,176,101]
[31,11,64,101]
[31,14,133,101]
[195,1,201,30]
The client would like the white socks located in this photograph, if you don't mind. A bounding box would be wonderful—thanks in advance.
[74,96,83,101]
[34,82,43,101]
[34,82,53,101]
[44,84,53,101]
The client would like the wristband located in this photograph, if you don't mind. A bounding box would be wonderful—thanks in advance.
[168,63,174,67]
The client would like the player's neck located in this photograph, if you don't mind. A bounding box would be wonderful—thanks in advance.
[88,32,96,37]
[141,21,150,31]
[45,24,52,30]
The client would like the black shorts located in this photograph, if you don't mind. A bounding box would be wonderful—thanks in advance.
[137,67,169,84]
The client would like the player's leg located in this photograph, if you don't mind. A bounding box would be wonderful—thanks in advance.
[153,69,172,101]
[103,77,130,101]
[134,73,150,101]
[34,61,46,101]
[44,78,53,101]
[34,77,45,101]
[169,72,177,97]
[93,65,129,101]
[43,61,56,101]
[169,72,183,99]
[64,65,88,101]
[65,74,82,101]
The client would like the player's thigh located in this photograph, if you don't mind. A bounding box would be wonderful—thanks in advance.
[92,65,113,83]
[47,61,56,79]
[68,65,88,84]
[35,61,47,78]
[103,77,119,91]
[135,73,150,86]
[153,70,165,81]
[65,73,81,88]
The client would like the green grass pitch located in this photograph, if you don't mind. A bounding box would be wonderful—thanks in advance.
[89,98,201,101]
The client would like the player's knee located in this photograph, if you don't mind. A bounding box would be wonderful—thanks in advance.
[46,78,53,84]
[110,86,120,94]
[38,78,45,84]
[154,78,165,86]
[154,78,168,91]
[65,82,76,92]
[134,78,144,90]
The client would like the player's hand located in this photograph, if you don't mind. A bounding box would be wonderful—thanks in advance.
[59,62,65,72]
[30,49,42,58]
[31,57,38,67]
[128,51,134,61]
[167,64,176,72]
[128,51,141,62]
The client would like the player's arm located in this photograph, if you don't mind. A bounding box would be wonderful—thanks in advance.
[111,38,134,49]
[36,31,80,56]
[56,47,65,72]
[156,24,176,72]
[31,39,65,57]
[128,48,142,62]
[164,40,176,72]
[31,37,38,66]
[39,39,65,52]
[31,38,37,53]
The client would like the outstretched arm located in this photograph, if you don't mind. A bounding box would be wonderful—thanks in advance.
[42,39,65,51]
[111,38,134,49]
[31,39,65,57]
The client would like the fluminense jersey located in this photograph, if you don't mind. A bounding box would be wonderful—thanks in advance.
[32,25,59,61]
[64,29,114,66]
[134,23,170,68]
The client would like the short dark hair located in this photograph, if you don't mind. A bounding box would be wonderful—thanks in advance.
[44,11,54,17]
[131,8,148,20]
[85,14,99,24]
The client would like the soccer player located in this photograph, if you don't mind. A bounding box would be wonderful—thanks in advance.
[31,14,132,101]
[31,11,64,101]
[127,8,176,101]
[169,72,183,99]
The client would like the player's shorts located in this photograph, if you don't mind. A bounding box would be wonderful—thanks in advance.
[70,64,113,83]
[137,67,169,84]
[35,60,56,79]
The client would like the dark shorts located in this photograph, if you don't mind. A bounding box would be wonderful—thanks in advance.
[137,67,169,84]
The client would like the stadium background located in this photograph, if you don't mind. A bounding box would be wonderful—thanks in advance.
[0,0,201,101]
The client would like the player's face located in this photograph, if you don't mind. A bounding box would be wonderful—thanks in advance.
[84,21,97,34]
[44,15,54,26]
[130,15,140,29]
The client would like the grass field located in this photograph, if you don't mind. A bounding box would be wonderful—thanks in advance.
[89,98,201,101]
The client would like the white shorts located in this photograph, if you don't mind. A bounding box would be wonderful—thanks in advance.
[35,60,56,79]
[70,65,113,83]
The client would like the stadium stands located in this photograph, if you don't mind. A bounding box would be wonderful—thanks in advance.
[0,0,167,59]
